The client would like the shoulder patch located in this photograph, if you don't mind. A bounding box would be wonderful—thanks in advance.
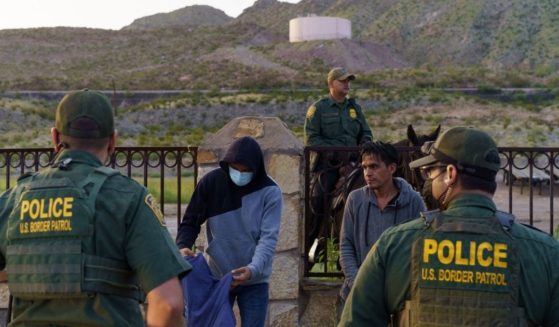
[349,108,357,119]
[306,105,317,119]
[495,210,514,230]
[145,194,166,226]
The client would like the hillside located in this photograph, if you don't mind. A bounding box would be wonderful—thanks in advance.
[122,5,233,30]
[0,23,409,91]
[236,0,559,68]
[0,0,558,90]
[361,0,559,68]
[0,23,293,90]
[1,90,558,148]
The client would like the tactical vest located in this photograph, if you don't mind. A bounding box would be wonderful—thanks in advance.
[395,210,529,327]
[6,166,143,301]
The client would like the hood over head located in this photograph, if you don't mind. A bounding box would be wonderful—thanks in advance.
[219,136,267,184]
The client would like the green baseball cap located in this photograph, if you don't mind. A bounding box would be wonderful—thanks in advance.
[409,127,501,180]
[327,67,355,83]
[55,89,115,139]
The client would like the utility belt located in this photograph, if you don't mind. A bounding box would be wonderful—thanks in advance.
[393,296,531,327]
[7,240,143,301]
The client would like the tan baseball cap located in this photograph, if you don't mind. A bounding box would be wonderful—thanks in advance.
[327,67,355,83]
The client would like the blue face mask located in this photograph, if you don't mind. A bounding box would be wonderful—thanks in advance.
[229,166,254,186]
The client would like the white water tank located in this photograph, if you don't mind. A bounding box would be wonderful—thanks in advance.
[289,16,351,43]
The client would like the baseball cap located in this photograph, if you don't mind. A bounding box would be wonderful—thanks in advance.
[55,89,115,139]
[327,67,355,83]
[409,127,501,180]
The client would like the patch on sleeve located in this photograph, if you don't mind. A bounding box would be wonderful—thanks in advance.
[145,194,166,226]
[306,105,317,119]
[349,108,357,119]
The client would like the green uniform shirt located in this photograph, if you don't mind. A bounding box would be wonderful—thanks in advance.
[339,194,559,326]
[304,96,373,146]
[0,150,191,326]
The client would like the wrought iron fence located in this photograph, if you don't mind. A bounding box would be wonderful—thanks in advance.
[0,147,198,227]
[2,145,558,278]
[499,147,558,230]
[304,146,559,277]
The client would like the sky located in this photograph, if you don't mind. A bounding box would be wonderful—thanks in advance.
[0,0,301,30]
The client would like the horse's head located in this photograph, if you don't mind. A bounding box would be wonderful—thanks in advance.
[396,124,441,209]
[407,124,441,147]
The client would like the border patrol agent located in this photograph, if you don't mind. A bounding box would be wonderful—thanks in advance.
[0,90,191,326]
[339,127,559,327]
[304,67,373,254]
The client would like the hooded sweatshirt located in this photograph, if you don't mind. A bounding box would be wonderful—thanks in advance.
[339,177,425,297]
[176,136,282,285]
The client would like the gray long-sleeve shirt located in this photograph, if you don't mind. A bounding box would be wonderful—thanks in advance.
[339,177,425,297]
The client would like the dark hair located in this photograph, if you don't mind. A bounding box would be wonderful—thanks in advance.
[458,173,497,194]
[360,141,399,166]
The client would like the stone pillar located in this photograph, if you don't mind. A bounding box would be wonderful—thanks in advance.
[195,116,304,326]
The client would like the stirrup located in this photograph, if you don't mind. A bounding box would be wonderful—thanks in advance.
[308,238,319,264]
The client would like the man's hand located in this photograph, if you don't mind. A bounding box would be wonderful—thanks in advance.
[180,248,195,256]
[231,266,252,288]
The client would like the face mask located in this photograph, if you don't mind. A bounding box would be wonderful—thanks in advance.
[421,178,436,209]
[229,166,254,186]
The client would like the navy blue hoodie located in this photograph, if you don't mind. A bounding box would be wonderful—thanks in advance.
[176,137,283,284]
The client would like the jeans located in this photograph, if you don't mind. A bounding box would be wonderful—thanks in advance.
[230,283,269,327]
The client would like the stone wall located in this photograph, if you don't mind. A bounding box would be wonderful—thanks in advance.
[299,280,340,327]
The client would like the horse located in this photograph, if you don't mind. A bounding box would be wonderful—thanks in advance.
[308,124,441,265]
[393,124,441,211]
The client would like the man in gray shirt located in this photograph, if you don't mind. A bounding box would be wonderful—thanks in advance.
[338,141,425,316]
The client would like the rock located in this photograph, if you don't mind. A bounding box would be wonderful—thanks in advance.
[269,253,299,300]
[269,302,298,327]
[276,194,301,252]
[266,153,301,195]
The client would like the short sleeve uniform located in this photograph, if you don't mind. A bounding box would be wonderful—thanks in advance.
[304,96,372,146]
[0,150,190,326]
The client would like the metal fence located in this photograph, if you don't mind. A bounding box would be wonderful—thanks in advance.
[0,147,198,227]
[498,147,558,230]
[304,146,559,277]
[2,146,558,278]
